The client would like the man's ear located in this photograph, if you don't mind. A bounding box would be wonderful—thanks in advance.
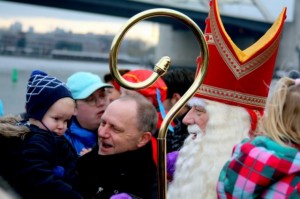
[137,132,152,148]
[171,93,181,105]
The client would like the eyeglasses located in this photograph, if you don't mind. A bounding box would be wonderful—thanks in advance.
[81,93,108,106]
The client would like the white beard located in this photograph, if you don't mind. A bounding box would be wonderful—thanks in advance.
[167,100,251,199]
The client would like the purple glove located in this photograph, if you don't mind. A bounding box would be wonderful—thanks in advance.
[110,193,132,199]
[167,151,179,177]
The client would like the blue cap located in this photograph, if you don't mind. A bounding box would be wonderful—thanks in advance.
[66,72,113,100]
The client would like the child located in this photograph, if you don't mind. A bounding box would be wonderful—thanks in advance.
[0,70,82,199]
[217,77,300,198]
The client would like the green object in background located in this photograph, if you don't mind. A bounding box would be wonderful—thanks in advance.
[12,68,18,83]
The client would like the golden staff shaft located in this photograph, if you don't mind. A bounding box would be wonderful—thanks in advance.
[109,8,209,199]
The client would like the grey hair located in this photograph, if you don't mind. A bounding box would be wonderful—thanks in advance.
[118,94,158,135]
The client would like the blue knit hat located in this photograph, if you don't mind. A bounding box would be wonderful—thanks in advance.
[26,70,73,121]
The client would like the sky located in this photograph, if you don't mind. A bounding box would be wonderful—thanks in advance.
[0,1,160,45]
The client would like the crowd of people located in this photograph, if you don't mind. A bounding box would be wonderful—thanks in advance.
[1,0,300,199]
[0,66,195,199]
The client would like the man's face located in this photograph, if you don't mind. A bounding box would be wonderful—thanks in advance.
[97,99,144,155]
[75,88,109,131]
[183,105,209,137]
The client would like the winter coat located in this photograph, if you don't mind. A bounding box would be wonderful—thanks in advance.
[0,116,29,182]
[77,141,158,199]
[166,113,189,153]
[217,136,300,199]
[64,117,97,156]
[0,116,82,199]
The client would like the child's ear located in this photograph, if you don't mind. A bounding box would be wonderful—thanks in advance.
[137,132,152,148]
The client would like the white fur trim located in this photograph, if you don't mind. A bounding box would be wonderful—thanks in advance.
[187,97,206,107]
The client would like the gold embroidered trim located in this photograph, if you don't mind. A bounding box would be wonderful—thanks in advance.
[198,85,266,108]
[209,7,281,79]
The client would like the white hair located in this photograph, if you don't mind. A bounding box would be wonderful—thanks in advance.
[167,99,251,199]
[187,97,206,108]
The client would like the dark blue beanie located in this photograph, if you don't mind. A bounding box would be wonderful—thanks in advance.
[26,70,73,121]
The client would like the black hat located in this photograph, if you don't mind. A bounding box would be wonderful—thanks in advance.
[26,70,73,121]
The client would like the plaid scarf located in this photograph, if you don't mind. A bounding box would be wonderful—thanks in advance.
[217,136,300,199]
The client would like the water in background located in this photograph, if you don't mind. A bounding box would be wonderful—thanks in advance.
[0,55,142,115]
[0,55,280,116]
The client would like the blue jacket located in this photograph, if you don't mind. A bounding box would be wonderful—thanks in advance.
[64,118,97,156]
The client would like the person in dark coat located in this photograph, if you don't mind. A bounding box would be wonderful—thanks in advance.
[77,94,158,199]
[161,68,194,153]
[0,70,82,199]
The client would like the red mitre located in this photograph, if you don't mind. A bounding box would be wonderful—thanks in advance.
[195,0,287,113]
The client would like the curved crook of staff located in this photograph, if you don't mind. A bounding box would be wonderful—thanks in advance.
[109,8,209,199]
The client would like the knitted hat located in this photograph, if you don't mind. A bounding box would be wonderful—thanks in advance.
[66,72,113,100]
[26,70,73,121]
